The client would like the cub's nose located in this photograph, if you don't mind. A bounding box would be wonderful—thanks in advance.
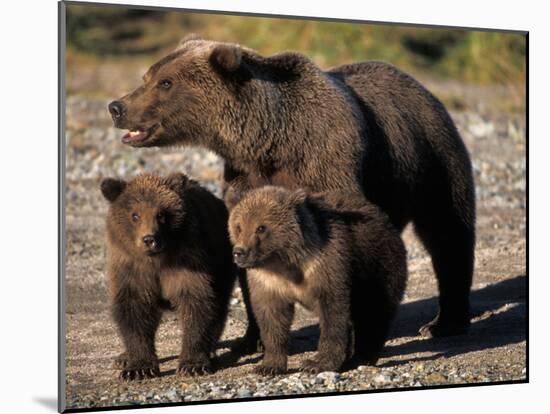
[233,247,249,260]
[108,100,126,120]
[143,235,157,248]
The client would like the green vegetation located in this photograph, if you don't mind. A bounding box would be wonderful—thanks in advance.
[67,4,525,85]
[66,4,526,112]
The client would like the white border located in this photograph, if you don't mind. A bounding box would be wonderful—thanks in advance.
[1,0,543,413]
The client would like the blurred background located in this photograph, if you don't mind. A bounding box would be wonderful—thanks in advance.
[65,3,526,113]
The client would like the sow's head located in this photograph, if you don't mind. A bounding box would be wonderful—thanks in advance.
[107,34,251,148]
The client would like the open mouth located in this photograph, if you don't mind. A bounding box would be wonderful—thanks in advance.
[122,124,158,145]
[234,257,261,269]
[146,245,164,255]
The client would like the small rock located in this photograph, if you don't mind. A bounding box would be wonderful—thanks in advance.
[414,363,425,372]
[237,387,252,398]
[424,372,447,384]
[316,371,341,384]
[165,389,178,401]
[373,373,391,384]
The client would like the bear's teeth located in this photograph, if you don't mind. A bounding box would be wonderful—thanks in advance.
[129,130,141,137]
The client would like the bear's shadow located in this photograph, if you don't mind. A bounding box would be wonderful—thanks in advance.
[220,274,526,368]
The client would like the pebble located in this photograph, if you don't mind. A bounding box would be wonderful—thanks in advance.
[316,371,340,383]
[237,387,252,398]
[424,372,447,384]
[165,389,179,401]
[373,373,391,384]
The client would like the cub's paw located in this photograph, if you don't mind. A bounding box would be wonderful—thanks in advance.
[119,360,160,381]
[177,359,211,376]
[300,358,340,374]
[419,315,470,338]
[253,363,286,376]
[113,352,128,369]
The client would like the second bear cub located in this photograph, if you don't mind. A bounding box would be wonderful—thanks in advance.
[228,186,407,374]
[101,173,237,379]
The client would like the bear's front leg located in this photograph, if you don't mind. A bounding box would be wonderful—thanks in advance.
[112,288,162,380]
[301,292,351,374]
[250,283,294,376]
[230,269,263,356]
[176,292,216,376]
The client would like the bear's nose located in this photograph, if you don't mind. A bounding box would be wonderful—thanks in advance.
[233,247,249,260]
[108,100,126,120]
[143,235,157,248]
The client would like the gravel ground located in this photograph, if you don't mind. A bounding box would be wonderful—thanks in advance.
[63,84,526,410]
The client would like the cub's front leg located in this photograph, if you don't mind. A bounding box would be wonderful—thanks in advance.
[301,284,352,373]
[175,279,218,376]
[230,269,262,356]
[249,276,295,375]
[111,285,162,380]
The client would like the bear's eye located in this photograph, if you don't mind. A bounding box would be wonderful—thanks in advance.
[159,79,172,89]
[235,224,241,234]
[256,225,266,234]
[157,211,166,223]
[131,213,140,222]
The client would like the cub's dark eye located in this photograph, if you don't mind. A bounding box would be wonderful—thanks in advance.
[131,213,140,222]
[256,225,266,234]
[157,211,166,222]
[235,224,241,234]
[159,79,172,89]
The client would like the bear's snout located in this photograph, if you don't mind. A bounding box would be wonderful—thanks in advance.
[142,234,163,254]
[233,246,250,267]
[108,100,126,121]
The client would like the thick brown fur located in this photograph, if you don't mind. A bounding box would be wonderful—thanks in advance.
[101,173,239,380]
[109,36,475,338]
[228,186,407,374]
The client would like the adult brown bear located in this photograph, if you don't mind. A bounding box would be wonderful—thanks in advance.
[108,35,475,340]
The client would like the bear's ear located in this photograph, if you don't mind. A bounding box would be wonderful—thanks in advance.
[100,178,126,202]
[175,33,203,51]
[224,186,247,211]
[289,189,308,205]
[209,44,243,73]
[165,172,189,193]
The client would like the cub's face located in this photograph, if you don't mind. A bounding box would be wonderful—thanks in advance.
[228,187,307,268]
[107,36,247,148]
[101,174,188,256]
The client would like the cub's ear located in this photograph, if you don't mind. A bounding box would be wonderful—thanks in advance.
[100,178,126,202]
[175,33,203,51]
[210,44,243,73]
[223,186,247,211]
[289,189,308,205]
[165,172,189,193]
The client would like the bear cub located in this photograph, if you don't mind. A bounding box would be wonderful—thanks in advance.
[228,186,407,374]
[101,173,237,380]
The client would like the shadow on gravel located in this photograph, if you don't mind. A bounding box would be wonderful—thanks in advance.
[380,274,527,366]
[253,275,527,366]
[214,275,526,369]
